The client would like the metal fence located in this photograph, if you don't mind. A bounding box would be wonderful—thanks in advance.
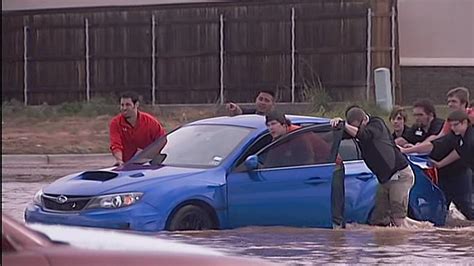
[2,0,397,105]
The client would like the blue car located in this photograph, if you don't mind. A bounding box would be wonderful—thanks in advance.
[25,115,447,231]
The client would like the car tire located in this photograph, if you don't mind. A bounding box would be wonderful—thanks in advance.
[167,205,215,231]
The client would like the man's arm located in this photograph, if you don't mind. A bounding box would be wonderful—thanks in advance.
[394,137,409,146]
[226,102,243,116]
[112,150,124,166]
[109,119,124,166]
[400,141,433,154]
[422,121,449,143]
[422,133,442,143]
[150,119,166,141]
[431,149,461,168]
[330,118,359,137]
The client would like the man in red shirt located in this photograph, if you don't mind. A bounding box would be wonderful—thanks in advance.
[109,92,166,166]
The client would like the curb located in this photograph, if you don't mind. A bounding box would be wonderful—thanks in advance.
[2,153,114,165]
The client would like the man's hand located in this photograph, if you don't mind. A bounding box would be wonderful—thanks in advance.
[330,117,344,128]
[430,159,441,168]
[399,147,408,154]
[226,102,237,112]
[403,143,415,148]
[114,160,124,167]
[226,102,243,116]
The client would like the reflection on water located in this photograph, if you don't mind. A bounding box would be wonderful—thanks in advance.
[2,181,474,265]
[162,226,474,264]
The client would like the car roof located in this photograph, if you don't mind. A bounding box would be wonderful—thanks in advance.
[187,114,330,129]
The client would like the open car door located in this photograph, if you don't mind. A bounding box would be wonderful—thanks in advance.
[226,124,343,229]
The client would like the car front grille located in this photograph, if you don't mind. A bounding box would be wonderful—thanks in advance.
[42,194,91,212]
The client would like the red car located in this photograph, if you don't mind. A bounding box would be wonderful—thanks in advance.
[2,214,275,266]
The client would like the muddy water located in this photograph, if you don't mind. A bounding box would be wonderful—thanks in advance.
[2,181,474,265]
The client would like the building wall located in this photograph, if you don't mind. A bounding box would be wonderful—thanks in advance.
[398,0,473,104]
[398,0,474,66]
[401,66,474,104]
[1,0,229,11]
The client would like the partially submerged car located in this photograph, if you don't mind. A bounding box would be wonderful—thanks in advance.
[25,115,447,231]
[3,214,271,266]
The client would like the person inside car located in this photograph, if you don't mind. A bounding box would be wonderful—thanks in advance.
[226,90,276,116]
[264,111,345,228]
[262,111,314,168]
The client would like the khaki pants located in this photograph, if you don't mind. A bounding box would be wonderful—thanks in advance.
[369,165,415,225]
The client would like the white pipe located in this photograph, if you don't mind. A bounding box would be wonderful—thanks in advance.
[151,14,156,106]
[391,6,396,104]
[23,26,28,106]
[219,14,224,105]
[85,18,90,102]
[291,7,296,103]
[366,8,372,101]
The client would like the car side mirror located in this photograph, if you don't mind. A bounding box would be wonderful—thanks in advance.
[244,155,259,170]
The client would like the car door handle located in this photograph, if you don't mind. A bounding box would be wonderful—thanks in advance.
[207,184,225,189]
[304,177,327,185]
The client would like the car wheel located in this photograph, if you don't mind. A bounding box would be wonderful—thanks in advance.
[167,205,215,231]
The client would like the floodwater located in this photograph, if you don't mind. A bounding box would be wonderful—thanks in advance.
[2,181,474,265]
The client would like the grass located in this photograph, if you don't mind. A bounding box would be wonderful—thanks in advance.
[2,98,119,119]
[1,98,451,154]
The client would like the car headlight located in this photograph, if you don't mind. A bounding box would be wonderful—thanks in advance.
[85,192,143,209]
[33,190,43,205]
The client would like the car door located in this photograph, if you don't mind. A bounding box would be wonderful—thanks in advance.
[226,124,343,228]
[338,139,378,224]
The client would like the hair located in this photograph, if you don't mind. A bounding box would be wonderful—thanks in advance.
[259,90,276,99]
[446,87,470,108]
[389,105,407,121]
[447,110,470,124]
[265,110,291,126]
[413,99,437,118]
[346,107,367,125]
[119,91,140,104]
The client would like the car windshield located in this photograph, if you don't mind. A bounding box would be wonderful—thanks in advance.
[128,124,254,168]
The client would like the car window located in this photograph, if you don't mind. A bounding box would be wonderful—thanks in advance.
[129,125,254,168]
[338,139,361,161]
[235,133,273,168]
[258,128,335,169]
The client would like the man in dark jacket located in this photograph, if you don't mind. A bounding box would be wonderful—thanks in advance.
[330,106,414,227]
[397,99,444,146]
[430,111,473,220]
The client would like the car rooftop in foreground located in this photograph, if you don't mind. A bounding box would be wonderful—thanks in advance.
[25,114,447,232]
[3,214,273,266]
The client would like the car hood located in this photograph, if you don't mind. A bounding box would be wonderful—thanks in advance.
[42,165,208,196]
